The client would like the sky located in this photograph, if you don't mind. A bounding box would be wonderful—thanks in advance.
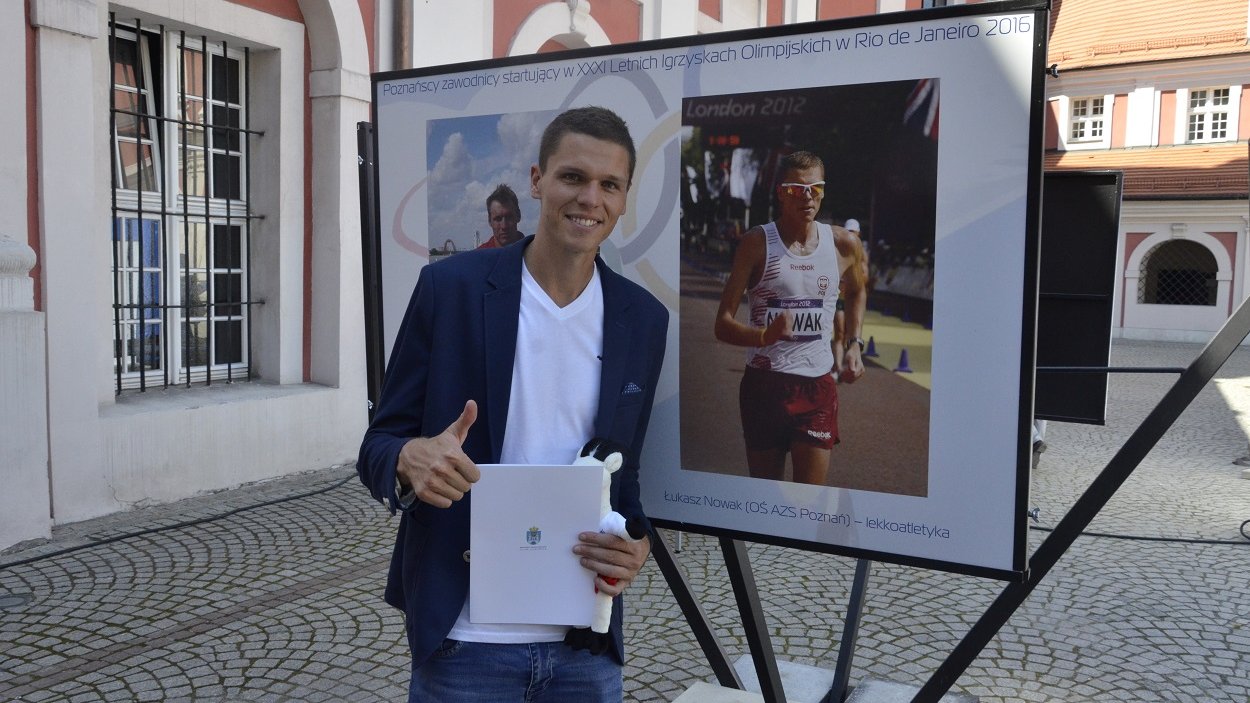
[426,110,556,251]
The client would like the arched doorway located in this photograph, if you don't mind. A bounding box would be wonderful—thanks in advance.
[1137,239,1218,307]
[1121,229,1233,339]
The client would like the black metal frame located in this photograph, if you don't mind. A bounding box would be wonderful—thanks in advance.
[108,15,262,394]
[649,531,879,703]
[357,121,384,418]
[722,538,786,703]
[825,559,872,703]
[366,0,1051,585]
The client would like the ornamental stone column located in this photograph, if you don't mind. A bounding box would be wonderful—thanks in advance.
[31,0,110,524]
[0,233,52,549]
[0,234,36,311]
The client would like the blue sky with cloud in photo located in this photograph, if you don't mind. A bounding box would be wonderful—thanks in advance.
[426,110,555,251]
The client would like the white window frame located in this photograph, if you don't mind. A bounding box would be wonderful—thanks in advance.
[1069,96,1105,142]
[110,23,252,392]
[111,26,167,390]
[1175,86,1241,145]
[1058,93,1113,151]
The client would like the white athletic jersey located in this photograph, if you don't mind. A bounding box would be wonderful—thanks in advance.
[449,260,604,645]
[746,221,846,377]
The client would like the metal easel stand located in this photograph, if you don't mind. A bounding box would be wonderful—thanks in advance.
[823,559,873,703]
[721,537,786,703]
[650,529,743,690]
[910,296,1250,703]
[652,529,878,703]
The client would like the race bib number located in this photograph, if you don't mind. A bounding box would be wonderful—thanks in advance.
[765,297,824,342]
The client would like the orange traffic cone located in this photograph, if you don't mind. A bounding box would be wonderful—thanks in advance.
[893,348,913,373]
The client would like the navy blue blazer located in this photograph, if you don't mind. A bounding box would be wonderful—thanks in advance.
[357,236,669,667]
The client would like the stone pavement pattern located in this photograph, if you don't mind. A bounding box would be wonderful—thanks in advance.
[1,340,1247,702]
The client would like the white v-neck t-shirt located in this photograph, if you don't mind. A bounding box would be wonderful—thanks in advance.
[448,260,605,644]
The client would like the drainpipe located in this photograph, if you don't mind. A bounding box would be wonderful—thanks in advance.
[394,0,412,70]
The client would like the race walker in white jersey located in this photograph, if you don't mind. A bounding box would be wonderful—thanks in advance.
[713,150,868,486]
[746,220,847,377]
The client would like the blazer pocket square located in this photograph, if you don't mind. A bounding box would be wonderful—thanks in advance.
[622,381,645,395]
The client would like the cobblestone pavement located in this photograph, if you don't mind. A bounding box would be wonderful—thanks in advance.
[2,340,1248,702]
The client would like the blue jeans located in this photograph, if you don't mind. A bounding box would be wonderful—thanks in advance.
[408,639,623,703]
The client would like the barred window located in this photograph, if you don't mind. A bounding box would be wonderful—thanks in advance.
[109,18,258,393]
[1137,240,1217,307]
[1069,97,1104,142]
[1186,88,1230,143]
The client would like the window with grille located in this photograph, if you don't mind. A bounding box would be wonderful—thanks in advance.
[1137,240,1217,306]
[1069,97,1104,142]
[109,18,258,393]
[1186,88,1230,143]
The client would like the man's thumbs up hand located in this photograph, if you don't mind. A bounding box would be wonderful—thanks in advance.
[397,400,481,508]
[446,398,477,445]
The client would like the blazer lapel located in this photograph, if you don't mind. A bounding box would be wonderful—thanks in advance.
[595,259,633,440]
[483,238,528,461]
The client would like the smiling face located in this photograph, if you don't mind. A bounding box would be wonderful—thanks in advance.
[776,165,825,226]
[529,132,631,259]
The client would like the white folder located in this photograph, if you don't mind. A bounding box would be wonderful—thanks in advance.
[469,464,603,625]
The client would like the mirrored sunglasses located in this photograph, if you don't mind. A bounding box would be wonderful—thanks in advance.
[778,181,826,199]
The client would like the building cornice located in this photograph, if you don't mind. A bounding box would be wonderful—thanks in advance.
[1049,52,1250,95]
[30,0,98,39]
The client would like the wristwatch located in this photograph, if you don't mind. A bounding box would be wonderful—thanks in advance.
[848,336,866,353]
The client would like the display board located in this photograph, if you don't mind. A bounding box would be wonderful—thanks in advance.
[1035,170,1123,425]
[370,0,1047,579]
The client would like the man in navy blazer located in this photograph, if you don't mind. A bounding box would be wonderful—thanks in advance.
[358,107,668,702]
